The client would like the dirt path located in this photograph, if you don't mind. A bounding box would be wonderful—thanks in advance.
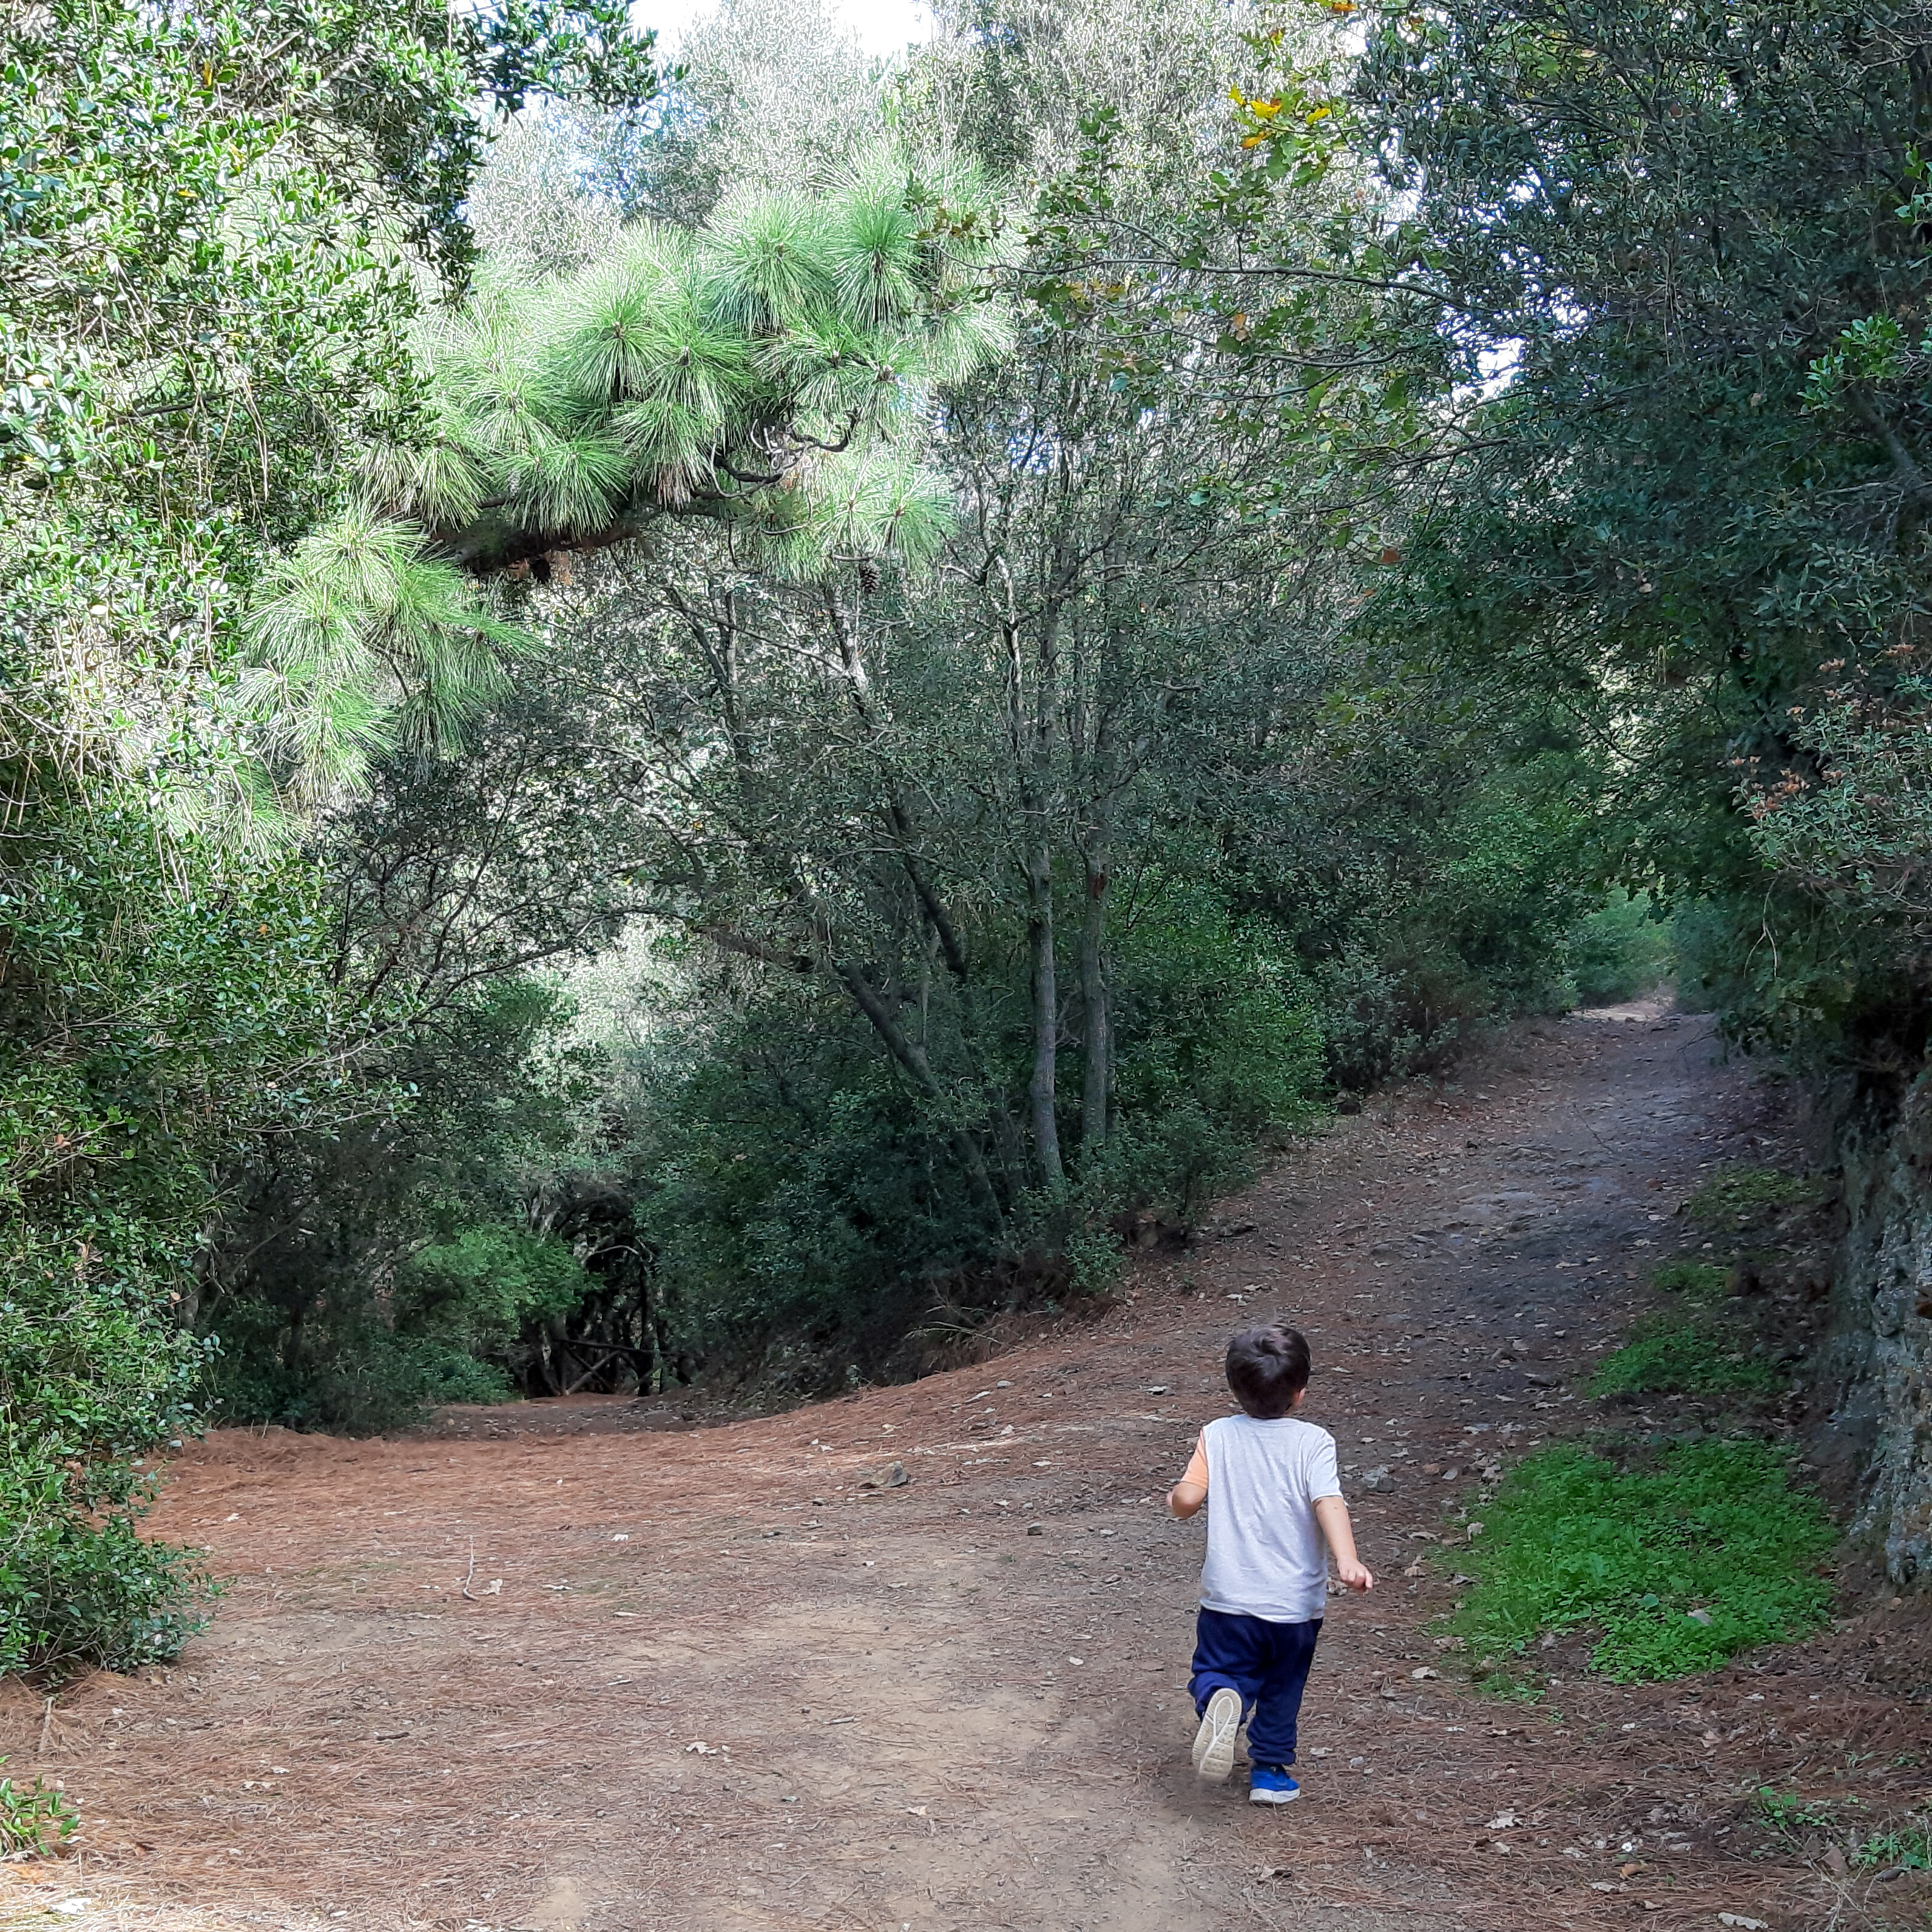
[2,1006,1923,1932]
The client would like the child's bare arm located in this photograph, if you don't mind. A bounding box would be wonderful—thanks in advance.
[1314,1495,1375,1591]
[1168,1431,1209,1518]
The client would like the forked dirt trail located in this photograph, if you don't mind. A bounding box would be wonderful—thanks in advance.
[3,1006,1924,1932]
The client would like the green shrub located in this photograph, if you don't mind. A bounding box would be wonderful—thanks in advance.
[1665,900,1731,1017]
[0,1214,221,1680]
[1079,1103,1257,1234]
[630,1013,1009,1394]
[204,973,606,1430]
[1652,1260,1733,1304]
[1567,890,1674,1005]
[395,1223,589,1351]
[1110,896,1323,1128]
[1106,894,1325,1215]
[251,1221,600,1427]
[1312,944,1488,1092]
[0,785,346,1677]
[0,1207,226,1680]
[1448,1439,1836,1683]
[1587,1319,1782,1397]
[0,1496,214,1681]
[209,1314,520,1436]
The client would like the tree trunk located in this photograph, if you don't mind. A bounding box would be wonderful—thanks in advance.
[823,579,1016,1190]
[833,956,1007,1232]
[691,904,1005,1234]
[1078,839,1110,1163]
[1000,545,1066,1193]
[1025,846,1064,1187]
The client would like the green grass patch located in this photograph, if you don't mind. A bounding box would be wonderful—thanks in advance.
[1684,1164,1820,1233]
[1447,1439,1836,1683]
[1652,1259,1732,1304]
[1587,1318,1782,1396]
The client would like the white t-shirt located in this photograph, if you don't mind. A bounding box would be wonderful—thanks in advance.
[1189,1414,1342,1623]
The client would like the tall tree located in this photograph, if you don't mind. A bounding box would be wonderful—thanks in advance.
[0,0,662,1676]
[1346,0,1932,1060]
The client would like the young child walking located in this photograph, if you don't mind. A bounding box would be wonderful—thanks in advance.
[1167,1322,1374,1805]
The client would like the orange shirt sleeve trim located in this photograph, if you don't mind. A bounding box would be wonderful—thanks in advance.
[1180,1431,1208,1491]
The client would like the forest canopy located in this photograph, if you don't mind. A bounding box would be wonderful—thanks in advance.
[7,0,1928,1674]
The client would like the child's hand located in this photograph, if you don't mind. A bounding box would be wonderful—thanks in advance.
[1314,1496,1373,1590]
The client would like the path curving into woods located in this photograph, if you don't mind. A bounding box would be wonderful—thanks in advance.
[4,1003,1926,1932]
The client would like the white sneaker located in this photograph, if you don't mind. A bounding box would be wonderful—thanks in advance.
[1191,1687,1242,1784]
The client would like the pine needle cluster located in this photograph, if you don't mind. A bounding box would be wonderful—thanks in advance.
[246,149,1010,797]
[400,147,1010,569]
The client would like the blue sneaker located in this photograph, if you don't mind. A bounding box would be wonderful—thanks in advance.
[1249,1763,1300,1805]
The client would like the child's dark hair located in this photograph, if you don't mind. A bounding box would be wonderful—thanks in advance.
[1225,1323,1311,1419]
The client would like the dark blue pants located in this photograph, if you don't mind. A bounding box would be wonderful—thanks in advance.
[1189,1607,1322,1768]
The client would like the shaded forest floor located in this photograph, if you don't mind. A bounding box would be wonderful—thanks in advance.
[4,1005,1930,1932]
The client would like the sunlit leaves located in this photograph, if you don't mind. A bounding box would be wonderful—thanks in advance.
[351,147,1012,567]
[704,190,839,333]
[354,393,491,527]
[825,161,928,328]
[247,156,1010,797]
[243,511,526,794]
[765,444,957,576]
[921,298,1018,388]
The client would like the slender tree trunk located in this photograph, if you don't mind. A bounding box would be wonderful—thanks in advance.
[819,583,1008,1225]
[833,956,1006,1232]
[1000,544,1067,1192]
[635,1262,660,1396]
[1025,846,1064,1187]
[1078,834,1110,1163]
[693,909,1005,1232]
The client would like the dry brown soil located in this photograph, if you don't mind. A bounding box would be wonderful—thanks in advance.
[4,1005,1930,1932]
